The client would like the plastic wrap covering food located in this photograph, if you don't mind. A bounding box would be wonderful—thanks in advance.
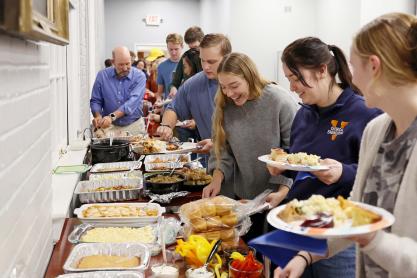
[144,190,190,204]
[144,153,191,171]
[63,243,150,273]
[74,178,142,203]
[57,271,144,278]
[178,196,250,248]
[90,161,142,174]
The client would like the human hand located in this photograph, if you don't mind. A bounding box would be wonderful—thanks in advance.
[202,181,221,198]
[156,125,173,141]
[154,98,163,108]
[195,139,213,154]
[169,87,177,98]
[267,164,285,176]
[100,116,112,129]
[266,190,287,208]
[92,115,102,128]
[347,231,377,247]
[312,158,342,185]
[183,119,196,129]
[273,255,308,278]
[149,113,161,123]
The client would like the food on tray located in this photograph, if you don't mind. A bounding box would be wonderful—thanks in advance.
[77,254,140,269]
[142,139,165,153]
[95,167,130,173]
[278,195,382,228]
[87,185,136,192]
[81,205,158,218]
[270,148,321,166]
[149,155,189,164]
[80,226,155,243]
[148,174,183,183]
[166,143,180,151]
[179,168,213,186]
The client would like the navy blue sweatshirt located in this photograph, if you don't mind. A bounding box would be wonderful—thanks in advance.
[286,88,381,201]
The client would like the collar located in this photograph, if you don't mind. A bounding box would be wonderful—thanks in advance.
[110,67,133,80]
[300,87,355,115]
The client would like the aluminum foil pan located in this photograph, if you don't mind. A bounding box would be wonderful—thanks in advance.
[144,154,190,172]
[74,203,165,226]
[57,271,144,278]
[90,161,142,174]
[68,223,157,245]
[75,178,142,203]
[89,171,142,181]
[63,242,150,273]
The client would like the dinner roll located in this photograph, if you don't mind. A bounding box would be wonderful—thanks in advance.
[190,218,207,232]
[221,213,238,227]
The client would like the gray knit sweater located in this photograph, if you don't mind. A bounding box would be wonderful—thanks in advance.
[208,83,298,199]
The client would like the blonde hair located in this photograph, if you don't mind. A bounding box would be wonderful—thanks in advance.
[213,53,269,168]
[166,33,183,45]
[352,12,417,86]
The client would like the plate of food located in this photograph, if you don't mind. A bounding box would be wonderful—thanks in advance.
[132,138,199,155]
[267,195,395,239]
[258,148,329,172]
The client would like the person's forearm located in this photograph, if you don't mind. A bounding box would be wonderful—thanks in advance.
[113,110,125,119]
[212,169,224,185]
[160,110,178,128]
[93,112,101,118]
[156,85,164,100]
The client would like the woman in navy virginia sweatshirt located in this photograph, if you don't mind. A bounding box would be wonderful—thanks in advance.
[267,37,381,278]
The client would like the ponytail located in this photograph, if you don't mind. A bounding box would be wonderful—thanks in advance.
[329,45,361,94]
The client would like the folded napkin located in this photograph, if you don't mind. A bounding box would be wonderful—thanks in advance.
[248,229,327,267]
[52,164,91,174]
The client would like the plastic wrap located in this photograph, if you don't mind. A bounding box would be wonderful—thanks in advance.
[89,171,142,181]
[144,190,190,204]
[63,243,150,273]
[144,153,191,171]
[178,192,272,248]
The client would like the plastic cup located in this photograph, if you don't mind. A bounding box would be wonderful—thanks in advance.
[228,261,263,278]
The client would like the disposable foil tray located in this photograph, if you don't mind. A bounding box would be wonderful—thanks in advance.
[74,178,142,203]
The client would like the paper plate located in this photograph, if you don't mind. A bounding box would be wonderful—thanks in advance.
[267,202,395,239]
[258,154,329,172]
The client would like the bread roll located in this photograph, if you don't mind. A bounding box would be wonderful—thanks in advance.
[270,148,288,162]
[220,228,235,240]
[221,213,238,227]
[184,203,202,219]
[190,218,207,232]
[206,216,223,230]
[200,200,216,217]
[204,231,221,241]
[212,196,234,216]
[77,255,140,269]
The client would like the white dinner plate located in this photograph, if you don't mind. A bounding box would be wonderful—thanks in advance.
[267,202,395,239]
[258,154,329,172]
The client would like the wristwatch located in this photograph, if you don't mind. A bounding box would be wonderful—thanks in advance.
[109,113,117,122]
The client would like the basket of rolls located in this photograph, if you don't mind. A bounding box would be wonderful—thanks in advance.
[178,196,252,249]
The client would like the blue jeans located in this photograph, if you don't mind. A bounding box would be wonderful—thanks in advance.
[301,244,356,278]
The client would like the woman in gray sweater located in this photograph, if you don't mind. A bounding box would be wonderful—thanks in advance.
[202,52,298,239]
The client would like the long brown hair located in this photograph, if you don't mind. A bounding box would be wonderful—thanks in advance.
[282,37,360,94]
[352,12,417,86]
[213,53,269,168]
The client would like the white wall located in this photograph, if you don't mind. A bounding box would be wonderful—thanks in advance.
[0,0,104,276]
[200,0,231,34]
[104,0,201,58]
[360,0,416,25]
[0,36,54,278]
[226,0,317,85]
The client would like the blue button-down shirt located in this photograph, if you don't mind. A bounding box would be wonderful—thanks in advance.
[166,71,218,139]
[90,67,146,126]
